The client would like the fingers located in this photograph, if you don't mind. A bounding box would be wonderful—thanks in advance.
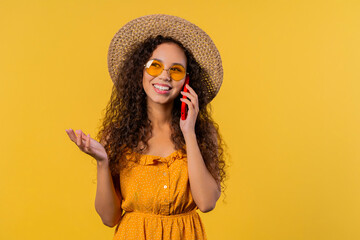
[66,129,98,160]
[180,98,194,111]
[180,93,196,110]
[66,129,90,152]
[184,84,198,100]
[85,133,90,150]
[181,91,195,102]
[76,130,82,146]
[181,91,195,107]
[65,129,77,142]
[78,130,88,150]
[181,85,199,112]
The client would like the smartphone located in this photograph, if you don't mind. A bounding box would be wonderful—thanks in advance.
[181,74,190,120]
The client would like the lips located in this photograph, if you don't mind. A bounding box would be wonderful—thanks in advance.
[152,84,172,94]
[152,83,172,89]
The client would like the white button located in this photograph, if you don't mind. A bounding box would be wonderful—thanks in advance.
[164,185,167,189]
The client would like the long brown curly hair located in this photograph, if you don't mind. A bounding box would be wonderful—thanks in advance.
[95,35,229,202]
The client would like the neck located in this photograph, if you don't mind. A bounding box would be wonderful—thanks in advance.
[146,97,173,130]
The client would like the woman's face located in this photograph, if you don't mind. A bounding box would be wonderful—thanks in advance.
[142,42,187,105]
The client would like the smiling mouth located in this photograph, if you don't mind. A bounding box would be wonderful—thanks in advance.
[152,84,172,93]
[152,84,172,90]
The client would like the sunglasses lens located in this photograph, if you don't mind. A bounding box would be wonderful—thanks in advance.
[145,59,163,77]
[170,65,186,81]
[145,59,186,81]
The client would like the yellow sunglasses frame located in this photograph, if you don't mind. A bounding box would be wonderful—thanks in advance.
[143,59,188,81]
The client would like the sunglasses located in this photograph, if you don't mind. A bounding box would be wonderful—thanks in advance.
[144,59,188,81]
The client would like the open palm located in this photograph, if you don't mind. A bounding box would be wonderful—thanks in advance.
[65,129,108,162]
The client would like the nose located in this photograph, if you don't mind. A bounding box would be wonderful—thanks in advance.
[158,67,171,81]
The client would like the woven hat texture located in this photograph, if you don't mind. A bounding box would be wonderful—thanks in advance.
[107,14,223,103]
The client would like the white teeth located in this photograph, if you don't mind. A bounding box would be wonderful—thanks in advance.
[154,84,170,91]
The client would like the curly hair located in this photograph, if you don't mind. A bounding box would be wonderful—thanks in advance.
[95,35,229,202]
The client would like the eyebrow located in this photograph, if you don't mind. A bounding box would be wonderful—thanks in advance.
[152,58,185,67]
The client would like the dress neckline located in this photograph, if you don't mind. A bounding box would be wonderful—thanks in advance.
[141,149,180,159]
[137,144,186,159]
[134,144,187,166]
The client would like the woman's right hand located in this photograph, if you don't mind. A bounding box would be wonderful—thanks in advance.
[65,129,108,163]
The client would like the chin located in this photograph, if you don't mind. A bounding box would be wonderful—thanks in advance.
[148,95,174,104]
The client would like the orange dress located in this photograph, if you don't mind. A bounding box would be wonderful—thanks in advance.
[113,147,208,240]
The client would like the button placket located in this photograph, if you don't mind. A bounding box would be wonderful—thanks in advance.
[161,164,171,214]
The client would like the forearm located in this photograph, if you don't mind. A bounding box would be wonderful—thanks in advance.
[95,160,122,227]
[185,133,221,212]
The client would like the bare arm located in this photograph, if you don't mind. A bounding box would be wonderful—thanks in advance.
[185,132,221,213]
[95,158,123,227]
[179,84,221,213]
[65,128,123,227]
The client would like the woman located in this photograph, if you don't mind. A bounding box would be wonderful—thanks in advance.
[65,14,227,240]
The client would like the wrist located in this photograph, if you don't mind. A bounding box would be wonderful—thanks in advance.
[184,132,196,142]
[96,158,110,168]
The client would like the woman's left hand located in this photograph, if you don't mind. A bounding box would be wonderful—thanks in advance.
[180,84,199,137]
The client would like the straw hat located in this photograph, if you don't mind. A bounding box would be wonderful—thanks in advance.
[107,14,223,103]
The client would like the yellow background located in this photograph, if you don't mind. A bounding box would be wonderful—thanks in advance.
[1,0,359,239]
